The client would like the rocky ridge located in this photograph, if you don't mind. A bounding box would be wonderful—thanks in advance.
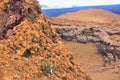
[53,25,120,63]
[0,0,91,80]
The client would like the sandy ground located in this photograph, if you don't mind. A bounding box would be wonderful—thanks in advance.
[63,40,120,80]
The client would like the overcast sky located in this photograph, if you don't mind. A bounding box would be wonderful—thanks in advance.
[38,0,120,8]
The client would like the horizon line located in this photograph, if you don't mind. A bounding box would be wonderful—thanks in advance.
[41,4,120,9]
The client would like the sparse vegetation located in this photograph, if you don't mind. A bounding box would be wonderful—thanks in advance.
[41,62,56,76]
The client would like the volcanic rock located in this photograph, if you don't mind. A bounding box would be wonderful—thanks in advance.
[53,25,120,62]
[0,0,91,80]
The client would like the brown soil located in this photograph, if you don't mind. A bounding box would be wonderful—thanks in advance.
[63,40,120,80]
[63,40,103,66]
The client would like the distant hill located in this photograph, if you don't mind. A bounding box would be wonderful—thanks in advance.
[42,4,120,17]
[58,9,120,23]
[57,9,120,23]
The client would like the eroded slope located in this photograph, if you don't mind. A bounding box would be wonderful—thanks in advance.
[0,0,91,80]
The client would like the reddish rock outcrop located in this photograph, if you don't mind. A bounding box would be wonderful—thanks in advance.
[0,0,41,38]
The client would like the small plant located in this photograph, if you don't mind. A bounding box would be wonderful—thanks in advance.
[41,62,56,76]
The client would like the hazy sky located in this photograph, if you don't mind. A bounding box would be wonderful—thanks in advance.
[38,0,120,8]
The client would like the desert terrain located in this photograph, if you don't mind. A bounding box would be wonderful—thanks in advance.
[63,40,120,80]
[50,9,120,80]
[0,0,120,80]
